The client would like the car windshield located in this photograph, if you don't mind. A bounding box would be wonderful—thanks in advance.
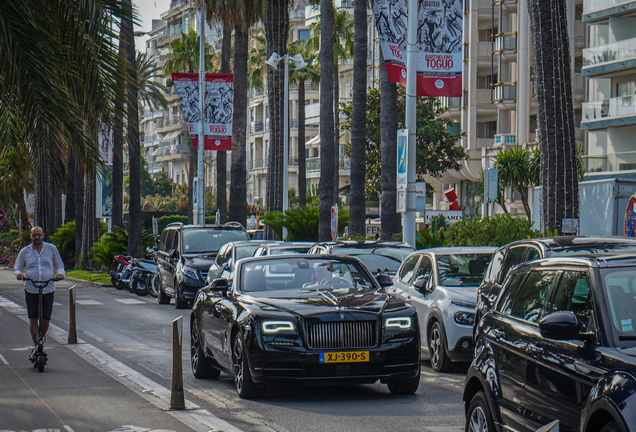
[236,244,260,261]
[352,254,402,274]
[241,258,377,296]
[331,246,414,262]
[182,229,249,254]
[601,267,636,345]
[437,254,493,287]
[270,247,311,255]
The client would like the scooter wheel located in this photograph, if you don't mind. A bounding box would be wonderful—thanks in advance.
[36,354,45,372]
[132,270,149,296]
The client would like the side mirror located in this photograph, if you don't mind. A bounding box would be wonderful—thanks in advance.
[413,277,430,292]
[376,274,393,287]
[146,246,154,254]
[169,249,177,259]
[539,311,593,341]
[210,278,229,295]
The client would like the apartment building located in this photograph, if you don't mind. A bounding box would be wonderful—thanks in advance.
[581,0,636,173]
[432,0,585,218]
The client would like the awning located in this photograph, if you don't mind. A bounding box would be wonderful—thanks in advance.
[162,130,181,142]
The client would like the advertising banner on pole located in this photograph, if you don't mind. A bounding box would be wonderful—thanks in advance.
[172,73,233,151]
[397,129,408,192]
[370,0,463,97]
[97,124,113,219]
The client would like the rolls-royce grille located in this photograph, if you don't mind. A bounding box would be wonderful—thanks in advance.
[306,321,376,349]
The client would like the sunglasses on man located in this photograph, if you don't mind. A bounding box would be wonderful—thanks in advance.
[32,234,43,238]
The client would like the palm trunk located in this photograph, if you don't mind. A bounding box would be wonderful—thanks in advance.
[34,145,52,241]
[74,161,85,268]
[229,25,248,226]
[349,0,367,237]
[318,0,335,241]
[123,0,142,257]
[298,79,306,208]
[264,0,290,239]
[80,169,99,270]
[379,50,399,240]
[217,24,232,224]
[14,190,30,232]
[520,187,532,221]
[112,27,125,229]
[53,177,63,234]
[528,0,578,233]
[65,151,75,224]
[333,67,339,205]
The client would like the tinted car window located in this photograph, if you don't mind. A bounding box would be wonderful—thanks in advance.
[497,274,525,315]
[412,256,433,285]
[182,229,248,254]
[486,249,505,283]
[499,247,528,283]
[511,270,557,323]
[236,245,260,261]
[398,255,420,284]
[601,268,636,340]
[547,271,592,332]
[437,254,493,287]
[355,254,403,274]
[527,247,541,261]
[159,229,170,251]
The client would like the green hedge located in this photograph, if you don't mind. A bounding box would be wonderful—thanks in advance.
[261,206,349,241]
[448,214,542,247]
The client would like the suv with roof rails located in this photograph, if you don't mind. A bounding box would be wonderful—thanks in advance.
[156,222,249,308]
[474,236,636,338]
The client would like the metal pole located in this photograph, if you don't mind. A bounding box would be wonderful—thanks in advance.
[169,315,185,410]
[197,6,206,224]
[68,285,77,344]
[283,55,289,240]
[402,0,418,248]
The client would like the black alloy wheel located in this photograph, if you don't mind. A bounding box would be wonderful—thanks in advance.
[233,333,265,399]
[146,273,159,298]
[465,391,495,432]
[131,270,149,296]
[190,319,220,379]
[429,321,453,372]
[157,277,170,305]
[599,422,622,432]
[174,281,188,309]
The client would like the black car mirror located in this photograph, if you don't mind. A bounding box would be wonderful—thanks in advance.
[169,249,177,259]
[539,311,593,341]
[376,274,393,287]
[413,277,431,292]
[210,278,229,291]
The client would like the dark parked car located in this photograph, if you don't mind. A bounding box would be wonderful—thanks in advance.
[465,254,636,432]
[308,240,415,276]
[475,236,636,335]
[156,223,249,308]
[190,255,421,398]
[205,240,278,283]
[252,242,315,257]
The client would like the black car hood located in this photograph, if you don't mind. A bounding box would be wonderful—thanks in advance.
[184,255,217,270]
[247,289,409,319]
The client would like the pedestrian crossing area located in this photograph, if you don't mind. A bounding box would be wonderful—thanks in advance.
[0,295,152,309]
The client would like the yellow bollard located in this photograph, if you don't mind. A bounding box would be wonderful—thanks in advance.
[68,285,77,344]
[169,315,186,410]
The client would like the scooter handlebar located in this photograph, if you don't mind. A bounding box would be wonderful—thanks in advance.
[22,278,60,288]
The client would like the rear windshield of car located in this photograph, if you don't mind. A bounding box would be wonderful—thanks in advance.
[601,267,636,345]
[241,258,377,296]
[270,247,311,255]
[181,229,249,254]
[437,254,493,287]
[331,246,414,262]
[550,244,636,256]
[354,254,402,274]
[236,244,260,261]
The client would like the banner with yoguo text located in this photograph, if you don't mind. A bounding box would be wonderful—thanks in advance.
[171,73,233,151]
[371,0,463,97]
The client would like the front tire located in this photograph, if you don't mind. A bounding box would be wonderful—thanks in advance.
[174,282,188,309]
[233,333,265,399]
[600,422,622,432]
[465,391,495,432]
[36,354,45,372]
[157,277,170,305]
[429,321,453,372]
[131,270,149,296]
[191,319,220,379]
[147,273,159,298]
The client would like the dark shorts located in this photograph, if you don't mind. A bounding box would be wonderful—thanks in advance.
[25,292,54,320]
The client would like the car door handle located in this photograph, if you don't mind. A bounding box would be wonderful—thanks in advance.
[574,361,605,377]
[406,295,411,301]
[492,328,505,340]
[527,344,543,358]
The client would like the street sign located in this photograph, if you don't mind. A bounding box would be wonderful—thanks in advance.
[415,182,427,212]
[0,208,4,223]
[331,205,338,241]
[396,129,408,192]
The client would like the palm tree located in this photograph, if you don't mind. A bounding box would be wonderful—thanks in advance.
[137,52,168,111]
[0,144,33,231]
[318,0,335,241]
[264,0,291,237]
[528,0,578,232]
[289,42,320,209]
[349,0,368,237]
[164,29,213,225]
[247,27,267,93]
[1,1,131,238]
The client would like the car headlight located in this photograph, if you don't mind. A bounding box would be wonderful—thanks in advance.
[262,321,295,334]
[454,311,475,325]
[385,317,412,330]
[182,266,199,280]
[451,299,476,309]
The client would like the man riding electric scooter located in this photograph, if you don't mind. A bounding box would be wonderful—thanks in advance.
[14,226,65,368]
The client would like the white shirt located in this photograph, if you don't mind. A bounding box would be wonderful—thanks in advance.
[14,242,65,294]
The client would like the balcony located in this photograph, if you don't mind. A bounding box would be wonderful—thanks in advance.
[250,122,264,134]
[494,134,516,146]
[439,97,461,109]
[582,150,636,172]
[581,95,636,129]
[583,0,636,20]
[582,37,636,76]
[493,84,516,102]
[306,156,350,172]
[494,33,517,53]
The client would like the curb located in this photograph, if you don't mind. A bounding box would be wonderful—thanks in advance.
[1,269,111,288]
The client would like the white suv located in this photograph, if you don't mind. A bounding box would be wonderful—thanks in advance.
[390,247,495,372]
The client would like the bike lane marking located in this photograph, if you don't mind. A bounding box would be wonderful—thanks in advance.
[0,295,244,432]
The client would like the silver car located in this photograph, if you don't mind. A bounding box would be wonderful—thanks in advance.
[390,247,495,372]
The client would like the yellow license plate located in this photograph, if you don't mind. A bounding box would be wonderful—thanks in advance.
[319,351,369,363]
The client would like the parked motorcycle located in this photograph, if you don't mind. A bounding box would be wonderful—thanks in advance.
[110,255,130,290]
[128,248,158,296]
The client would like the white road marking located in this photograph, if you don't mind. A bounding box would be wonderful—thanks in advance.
[54,301,62,306]
[0,353,8,365]
[63,425,76,432]
[76,300,103,305]
[420,370,436,376]
[115,299,145,305]
[0,296,22,308]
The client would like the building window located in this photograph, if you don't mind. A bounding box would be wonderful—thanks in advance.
[299,29,310,40]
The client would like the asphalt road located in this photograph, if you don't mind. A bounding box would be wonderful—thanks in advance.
[0,269,467,432]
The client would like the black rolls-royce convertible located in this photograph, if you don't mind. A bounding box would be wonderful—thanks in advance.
[190,255,421,398]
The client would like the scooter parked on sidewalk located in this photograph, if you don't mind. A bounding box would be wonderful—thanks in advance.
[24,278,57,372]
[129,248,158,296]
[110,255,130,290]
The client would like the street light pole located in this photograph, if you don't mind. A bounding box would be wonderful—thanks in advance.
[197,6,206,224]
[283,56,289,239]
